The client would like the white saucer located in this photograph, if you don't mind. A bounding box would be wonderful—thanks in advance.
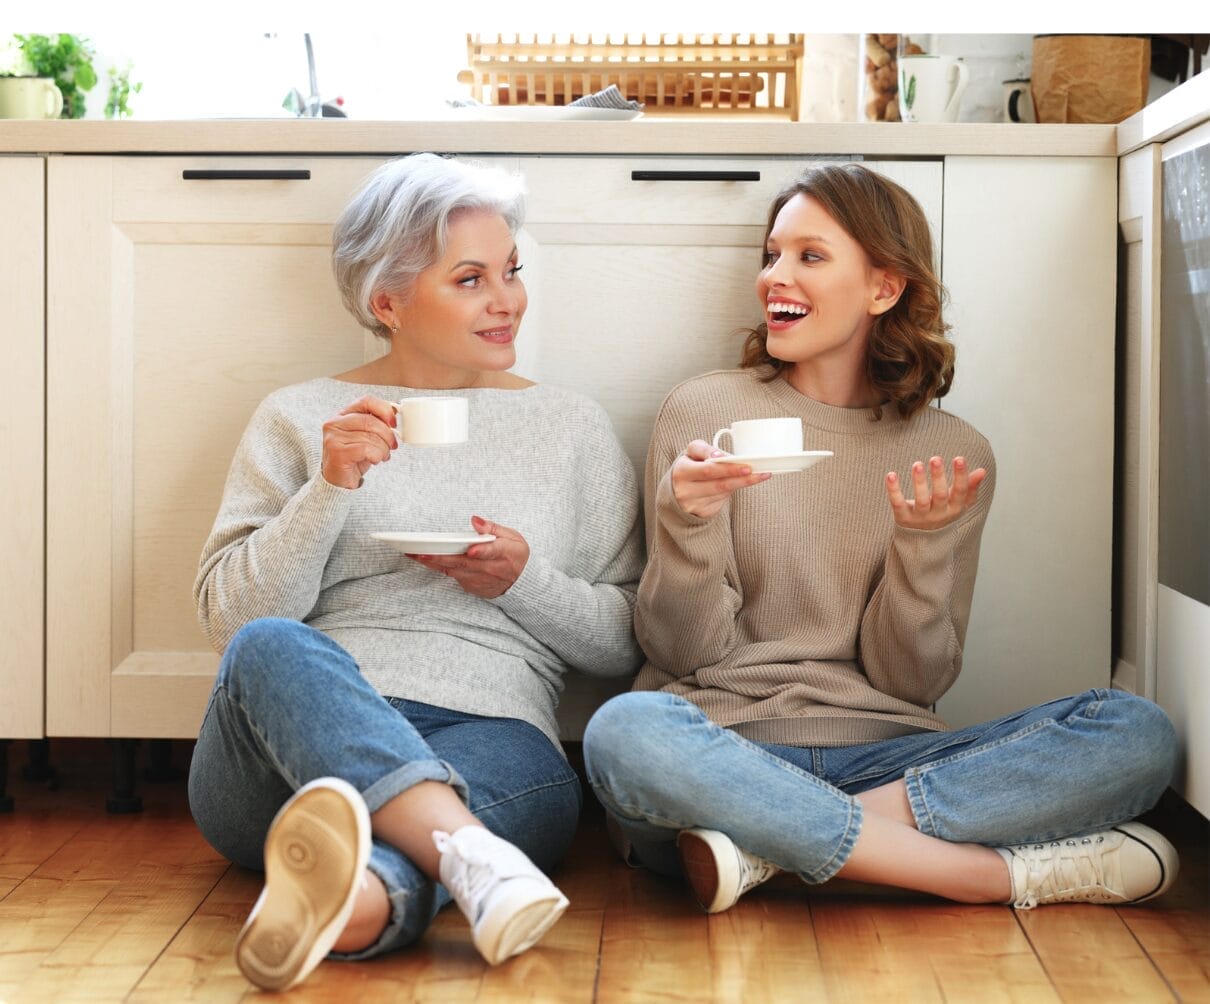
[372,531,496,555]
[717,450,834,474]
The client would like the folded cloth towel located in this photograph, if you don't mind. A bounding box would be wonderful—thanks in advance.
[569,85,643,111]
[448,85,642,111]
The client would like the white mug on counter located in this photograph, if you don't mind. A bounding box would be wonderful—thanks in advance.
[0,77,63,120]
[393,396,468,446]
[712,417,803,457]
[898,55,969,123]
[1002,79,1036,123]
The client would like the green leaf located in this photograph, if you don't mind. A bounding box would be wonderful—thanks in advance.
[75,62,96,90]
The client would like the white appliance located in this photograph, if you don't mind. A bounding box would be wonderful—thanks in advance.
[1157,118,1210,817]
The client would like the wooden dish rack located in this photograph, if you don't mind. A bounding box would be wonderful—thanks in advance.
[459,34,805,119]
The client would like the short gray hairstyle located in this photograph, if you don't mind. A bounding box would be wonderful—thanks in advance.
[332,153,527,338]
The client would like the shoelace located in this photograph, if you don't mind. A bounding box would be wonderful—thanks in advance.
[1015,835,1113,909]
[433,830,507,919]
[737,848,780,891]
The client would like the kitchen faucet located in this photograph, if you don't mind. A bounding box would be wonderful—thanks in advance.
[283,33,331,118]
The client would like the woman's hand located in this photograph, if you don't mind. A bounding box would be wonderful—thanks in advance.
[321,396,399,490]
[671,439,772,520]
[885,455,987,531]
[410,515,530,599]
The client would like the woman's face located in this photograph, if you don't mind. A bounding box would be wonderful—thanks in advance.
[755,192,893,377]
[379,209,527,385]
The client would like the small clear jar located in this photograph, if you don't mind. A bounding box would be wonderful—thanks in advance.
[861,34,901,121]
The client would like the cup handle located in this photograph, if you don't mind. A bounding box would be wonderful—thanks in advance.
[711,428,733,452]
[46,81,63,119]
[945,61,970,119]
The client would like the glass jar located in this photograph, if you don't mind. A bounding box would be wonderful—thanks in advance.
[861,34,901,121]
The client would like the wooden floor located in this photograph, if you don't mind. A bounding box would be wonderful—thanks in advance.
[0,741,1207,1003]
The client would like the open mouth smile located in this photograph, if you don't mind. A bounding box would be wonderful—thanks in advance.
[766,300,811,328]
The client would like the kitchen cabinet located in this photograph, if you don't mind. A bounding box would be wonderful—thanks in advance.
[0,157,45,741]
[46,157,387,737]
[939,156,1116,728]
[40,144,1114,743]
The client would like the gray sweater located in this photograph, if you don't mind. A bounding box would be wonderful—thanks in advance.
[195,378,645,747]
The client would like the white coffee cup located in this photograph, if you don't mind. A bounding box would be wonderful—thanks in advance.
[393,396,468,446]
[712,417,802,457]
[1002,79,1036,123]
[0,77,64,120]
[899,55,969,123]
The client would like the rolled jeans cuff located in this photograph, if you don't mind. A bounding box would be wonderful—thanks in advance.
[361,758,470,813]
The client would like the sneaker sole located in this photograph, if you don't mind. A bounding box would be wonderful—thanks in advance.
[235,778,371,991]
[678,829,739,914]
[1115,822,1180,903]
[475,886,570,965]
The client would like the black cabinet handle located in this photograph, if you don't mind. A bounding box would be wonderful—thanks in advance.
[181,169,312,181]
[630,170,761,182]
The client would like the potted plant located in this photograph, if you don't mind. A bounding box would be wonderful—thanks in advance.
[8,33,98,119]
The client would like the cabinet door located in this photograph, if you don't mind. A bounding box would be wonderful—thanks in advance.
[513,156,943,734]
[939,157,1117,728]
[46,156,387,737]
[1,157,45,739]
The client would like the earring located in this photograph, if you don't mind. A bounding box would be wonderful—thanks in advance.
[391,323,399,334]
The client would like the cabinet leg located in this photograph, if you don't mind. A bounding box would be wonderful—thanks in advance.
[106,739,143,814]
[0,740,13,813]
[143,739,183,783]
[23,737,57,786]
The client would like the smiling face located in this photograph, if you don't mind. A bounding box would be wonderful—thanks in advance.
[373,209,527,388]
[756,192,901,404]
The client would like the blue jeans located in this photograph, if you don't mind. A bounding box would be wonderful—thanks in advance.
[582,689,1177,884]
[188,618,581,959]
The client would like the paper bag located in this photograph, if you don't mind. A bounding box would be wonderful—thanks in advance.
[1032,35,1151,124]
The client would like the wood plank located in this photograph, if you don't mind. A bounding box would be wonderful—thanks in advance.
[0,876,119,996]
[597,866,826,1002]
[14,859,228,1002]
[0,791,224,1000]
[1017,905,1177,1002]
[0,809,90,898]
[811,896,1059,1003]
[128,865,259,1004]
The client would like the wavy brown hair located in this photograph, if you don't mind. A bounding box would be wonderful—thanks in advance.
[740,164,954,420]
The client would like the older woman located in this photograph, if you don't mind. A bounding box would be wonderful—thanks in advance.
[188,153,644,990]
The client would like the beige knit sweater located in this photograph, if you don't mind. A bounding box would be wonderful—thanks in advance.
[633,368,996,746]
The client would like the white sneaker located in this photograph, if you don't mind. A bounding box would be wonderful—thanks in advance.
[236,777,371,991]
[677,828,782,914]
[434,826,569,965]
[997,821,1179,910]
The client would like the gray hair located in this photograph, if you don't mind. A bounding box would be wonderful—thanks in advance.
[332,153,527,338]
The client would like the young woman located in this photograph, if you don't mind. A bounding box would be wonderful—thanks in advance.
[583,163,1179,914]
[188,153,644,990]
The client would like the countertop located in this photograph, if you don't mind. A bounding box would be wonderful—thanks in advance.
[0,119,1119,157]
